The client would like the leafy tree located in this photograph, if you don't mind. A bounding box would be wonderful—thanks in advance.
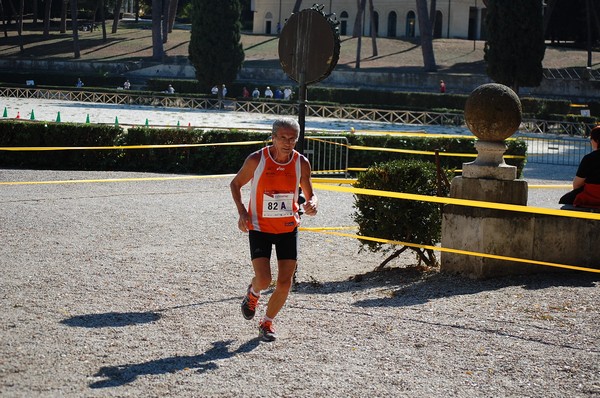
[484,0,545,93]
[188,0,245,92]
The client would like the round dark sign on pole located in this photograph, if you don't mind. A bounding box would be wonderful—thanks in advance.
[278,5,340,154]
[278,8,340,85]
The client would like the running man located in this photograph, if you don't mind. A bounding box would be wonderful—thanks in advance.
[230,118,318,342]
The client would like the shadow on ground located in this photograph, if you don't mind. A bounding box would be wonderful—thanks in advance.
[89,338,261,388]
[294,265,600,308]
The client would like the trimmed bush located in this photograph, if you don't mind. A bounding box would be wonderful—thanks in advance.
[353,159,451,268]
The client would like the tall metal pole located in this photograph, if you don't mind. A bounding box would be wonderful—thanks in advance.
[297,71,307,155]
[587,0,592,68]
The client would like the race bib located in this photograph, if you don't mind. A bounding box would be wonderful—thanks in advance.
[262,193,294,218]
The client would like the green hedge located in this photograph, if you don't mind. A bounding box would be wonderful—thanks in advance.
[0,121,122,170]
[343,133,527,177]
[0,121,527,176]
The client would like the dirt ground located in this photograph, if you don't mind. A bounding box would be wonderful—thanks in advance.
[0,20,596,74]
[1,168,599,397]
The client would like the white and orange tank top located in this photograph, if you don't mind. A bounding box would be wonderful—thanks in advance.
[248,146,302,233]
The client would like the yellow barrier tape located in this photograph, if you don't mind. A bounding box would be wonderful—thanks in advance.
[0,140,268,151]
[349,144,525,159]
[300,226,357,231]
[528,184,571,189]
[301,228,600,274]
[312,182,600,221]
[0,174,235,186]
[312,178,357,184]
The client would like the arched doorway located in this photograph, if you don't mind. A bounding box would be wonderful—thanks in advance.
[340,11,349,36]
[371,11,379,36]
[265,12,273,35]
[406,11,416,37]
[434,10,443,38]
[387,11,397,37]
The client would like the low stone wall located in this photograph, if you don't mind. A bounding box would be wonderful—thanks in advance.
[1,58,598,100]
[441,177,600,279]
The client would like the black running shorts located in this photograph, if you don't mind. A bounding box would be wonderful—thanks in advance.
[248,228,298,260]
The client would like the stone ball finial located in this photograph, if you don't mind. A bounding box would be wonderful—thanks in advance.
[464,83,522,142]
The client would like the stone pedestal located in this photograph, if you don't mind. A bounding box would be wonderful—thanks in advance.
[462,141,517,181]
[440,177,544,279]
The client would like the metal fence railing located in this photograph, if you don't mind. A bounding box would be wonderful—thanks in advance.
[304,136,349,176]
[543,67,600,81]
[0,86,595,167]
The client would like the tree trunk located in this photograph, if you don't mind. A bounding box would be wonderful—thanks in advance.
[71,0,80,59]
[368,0,377,57]
[415,0,437,72]
[17,0,23,53]
[0,0,7,38]
[43,0,52,37]
[151,0,163,60]
[429,0,437,35]
[5,0,18,25]
[112,0,122,33]
[60,0,67,33]
[292,0,303,13]
[32,0,38,24]
[352,0,365,37]
[162,0,170,43]
[542,0,558,36]
[167,0,177,33]
[99,0,107,41]
[354,0,366,68]
[134,0,139,22]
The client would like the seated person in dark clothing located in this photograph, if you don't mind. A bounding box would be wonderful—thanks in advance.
[560,125,600,208]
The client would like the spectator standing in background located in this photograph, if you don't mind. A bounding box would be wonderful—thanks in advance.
[264,86,274,98]
[440,80,446,93]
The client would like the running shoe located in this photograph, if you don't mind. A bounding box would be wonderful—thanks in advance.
[258,320,277,342]
[241,284,259,320]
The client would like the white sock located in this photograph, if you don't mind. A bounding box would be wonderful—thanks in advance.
[250,286,260,297]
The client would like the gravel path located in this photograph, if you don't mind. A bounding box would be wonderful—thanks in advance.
[1,167,599,397]
[1,96,598,397]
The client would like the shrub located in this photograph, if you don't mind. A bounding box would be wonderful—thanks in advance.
[353,159,451,269]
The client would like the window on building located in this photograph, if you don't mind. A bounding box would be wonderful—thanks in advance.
[406,11,416,38]
[388,11,397,38]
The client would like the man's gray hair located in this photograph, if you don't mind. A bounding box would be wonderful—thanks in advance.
[272,118,300,137]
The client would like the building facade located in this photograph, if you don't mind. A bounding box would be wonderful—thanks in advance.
[251,0,488,40]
